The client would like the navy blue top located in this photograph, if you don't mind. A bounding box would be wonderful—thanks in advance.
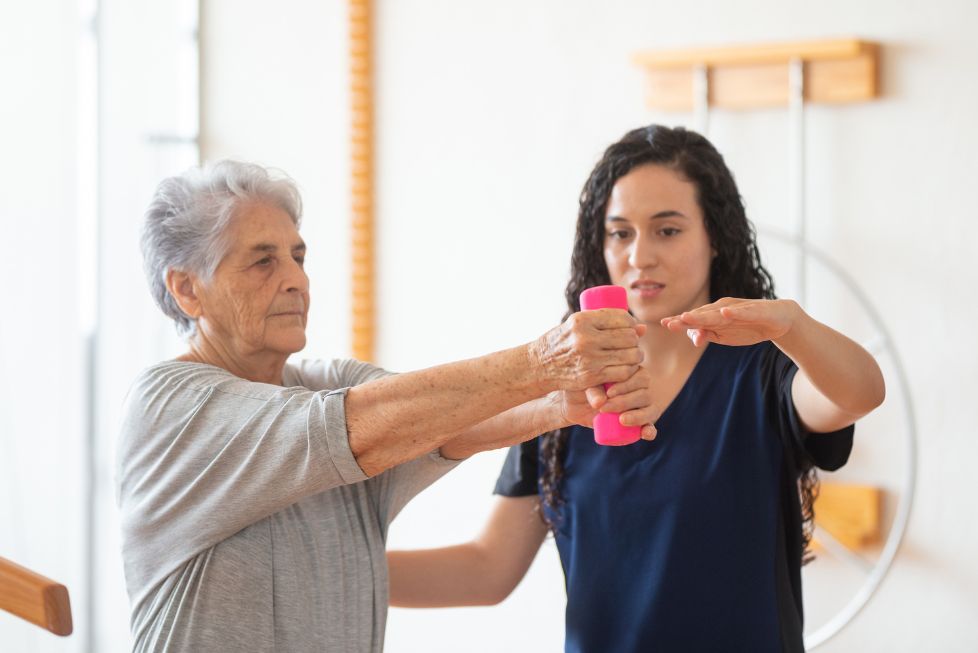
[494,342,854,653]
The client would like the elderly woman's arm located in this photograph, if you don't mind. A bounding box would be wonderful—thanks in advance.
[437,363,659,460]
[346,309,644,476]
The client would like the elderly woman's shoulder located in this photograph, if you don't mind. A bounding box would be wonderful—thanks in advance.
[283,358,394,392]
[127,360,288,407]
[132,359,234,391]
[127,357,393,399]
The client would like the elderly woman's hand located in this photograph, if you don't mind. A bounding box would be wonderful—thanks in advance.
[530,309,646,393]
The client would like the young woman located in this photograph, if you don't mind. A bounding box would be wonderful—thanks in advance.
[386,125,885,653]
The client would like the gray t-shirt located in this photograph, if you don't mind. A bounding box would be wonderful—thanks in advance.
[116,358,458,652]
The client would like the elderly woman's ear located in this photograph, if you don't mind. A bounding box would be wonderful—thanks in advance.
[166,269,202,321]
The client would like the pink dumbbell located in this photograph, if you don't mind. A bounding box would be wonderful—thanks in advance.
[579,285,642,446]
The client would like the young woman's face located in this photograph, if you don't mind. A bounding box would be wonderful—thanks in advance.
[603,163,714,325]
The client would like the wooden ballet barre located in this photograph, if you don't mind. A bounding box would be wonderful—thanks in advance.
[0,555,73,636]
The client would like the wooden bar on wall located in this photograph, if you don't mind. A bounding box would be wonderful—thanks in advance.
[633,39,880,111]
[0,556,73,636]
[349,0,374,361]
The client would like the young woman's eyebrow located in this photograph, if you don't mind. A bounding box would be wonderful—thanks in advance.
[605,211,688,223]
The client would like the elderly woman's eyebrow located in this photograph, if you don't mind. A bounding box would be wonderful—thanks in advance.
[249,242,307,253]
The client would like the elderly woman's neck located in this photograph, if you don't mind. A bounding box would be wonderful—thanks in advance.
[179,335,288,385]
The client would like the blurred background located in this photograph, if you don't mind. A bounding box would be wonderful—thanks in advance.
[1,0,976,651]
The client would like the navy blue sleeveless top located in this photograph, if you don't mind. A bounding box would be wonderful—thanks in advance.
[494,342,854,653]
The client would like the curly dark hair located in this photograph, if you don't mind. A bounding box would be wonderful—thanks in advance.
[539,124,820,564]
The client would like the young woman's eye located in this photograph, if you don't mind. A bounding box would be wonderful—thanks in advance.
[607,230,631,241]
[660,227,681,237]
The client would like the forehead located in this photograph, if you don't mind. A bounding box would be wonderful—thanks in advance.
[225,201,301,247]
[606,164,700,217]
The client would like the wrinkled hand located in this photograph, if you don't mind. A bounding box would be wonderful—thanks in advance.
[532,309,646,392]
[660,297,802,347]
[550,365,660,441]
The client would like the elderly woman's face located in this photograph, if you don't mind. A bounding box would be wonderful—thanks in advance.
[196,201,310,358]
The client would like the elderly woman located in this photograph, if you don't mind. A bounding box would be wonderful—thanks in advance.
[116,160,656,652]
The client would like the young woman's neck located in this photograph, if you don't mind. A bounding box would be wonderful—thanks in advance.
[638,320,705,379]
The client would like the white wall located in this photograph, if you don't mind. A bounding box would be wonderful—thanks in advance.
[0,2,87,650]
[198,1,978,651]
[367,2,978,652]
[23,0,965,651]
[201,0,352,364]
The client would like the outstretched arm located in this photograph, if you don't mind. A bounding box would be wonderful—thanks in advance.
[439,364,660,460]
[662,298,885,433]
[346,309,644,476]
[388,496,548,607]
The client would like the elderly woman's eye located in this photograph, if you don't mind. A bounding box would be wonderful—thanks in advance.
[294,256,305,266]
[256,257,272,266]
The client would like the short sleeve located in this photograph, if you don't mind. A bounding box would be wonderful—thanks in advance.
[116,362,370,602]
[493,438,541,497]
[761,344,854,472]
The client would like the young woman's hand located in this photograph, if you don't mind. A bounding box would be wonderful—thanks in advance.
[660,298,803,348]
[551,366,660,440]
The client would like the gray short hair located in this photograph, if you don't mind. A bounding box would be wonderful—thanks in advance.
[141,159,303,336]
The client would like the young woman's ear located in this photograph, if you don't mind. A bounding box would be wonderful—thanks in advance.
[166,269,203,320]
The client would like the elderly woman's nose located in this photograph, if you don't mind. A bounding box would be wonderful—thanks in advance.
[287,266,309,293]
[278,256,309,292]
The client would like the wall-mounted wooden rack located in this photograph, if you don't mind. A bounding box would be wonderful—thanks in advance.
[632,38,880,110]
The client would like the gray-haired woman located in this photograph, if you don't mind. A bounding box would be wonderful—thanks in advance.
[117,160,658,652]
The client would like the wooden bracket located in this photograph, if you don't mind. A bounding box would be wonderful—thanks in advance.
[632,39,880,111]
[813,481,883,550]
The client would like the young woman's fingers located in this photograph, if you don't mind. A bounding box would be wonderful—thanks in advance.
[599,389,644,414]
[687,329,720,347]
[678,309,729,327]
[585,386,608,410]
[619,403,662,428]
[719,303,765,321]
[606,368,651,398]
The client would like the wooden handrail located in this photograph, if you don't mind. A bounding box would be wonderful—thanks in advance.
[0,556,73,636]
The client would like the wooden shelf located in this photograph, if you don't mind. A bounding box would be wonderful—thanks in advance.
[632,38,880,111]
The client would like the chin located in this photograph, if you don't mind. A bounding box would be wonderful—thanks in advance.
[270,332,307,355]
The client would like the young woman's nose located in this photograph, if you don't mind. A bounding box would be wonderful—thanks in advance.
[627,234,658,270]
